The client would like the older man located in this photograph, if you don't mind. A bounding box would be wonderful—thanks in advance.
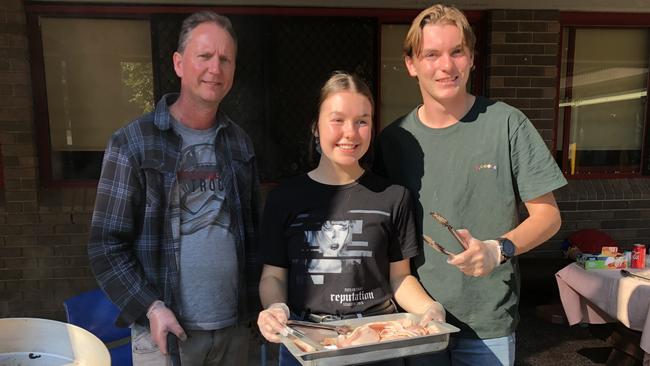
[88,11,259,365]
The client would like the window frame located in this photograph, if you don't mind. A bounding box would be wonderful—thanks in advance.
[26,3,485,187]
[557,12,650,179]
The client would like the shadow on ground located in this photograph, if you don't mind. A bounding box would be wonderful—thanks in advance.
[515,305,614,366]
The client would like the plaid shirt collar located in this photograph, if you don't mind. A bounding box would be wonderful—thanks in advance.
[154,93,232,132]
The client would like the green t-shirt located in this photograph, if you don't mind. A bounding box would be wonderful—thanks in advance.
[376,96,567,339]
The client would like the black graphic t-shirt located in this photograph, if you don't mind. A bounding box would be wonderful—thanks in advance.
[261,172,418,316]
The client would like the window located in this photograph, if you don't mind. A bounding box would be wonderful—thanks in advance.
[37,17,154,182]
[557,19,650,177]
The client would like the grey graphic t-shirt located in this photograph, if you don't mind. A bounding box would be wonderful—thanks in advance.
[172,118,238,330]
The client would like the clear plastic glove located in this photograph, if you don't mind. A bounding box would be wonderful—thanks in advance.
[446,229,501,277]
[419,301,446,326]
[257,302,290,343]
[146,300,187,355]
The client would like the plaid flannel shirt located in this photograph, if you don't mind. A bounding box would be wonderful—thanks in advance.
[88,94,261,328]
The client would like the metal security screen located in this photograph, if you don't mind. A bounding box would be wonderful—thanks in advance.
[151,14,377,181]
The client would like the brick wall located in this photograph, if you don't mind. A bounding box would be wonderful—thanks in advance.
[485,9,650,259]
[0,0,96,320]
[486,9,560,148]
[0,4,649,320]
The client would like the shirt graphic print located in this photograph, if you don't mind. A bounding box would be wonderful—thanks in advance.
[178,143,231,235]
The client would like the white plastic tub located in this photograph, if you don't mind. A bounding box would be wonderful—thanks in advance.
[0,318,110,366]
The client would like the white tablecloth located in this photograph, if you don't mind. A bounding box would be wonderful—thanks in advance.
[556,263,650,355]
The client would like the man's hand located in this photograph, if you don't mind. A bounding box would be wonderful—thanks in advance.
[419,301,446,326]
[257,303,290,343]
[146,301,187,355]
[446,229,501,277]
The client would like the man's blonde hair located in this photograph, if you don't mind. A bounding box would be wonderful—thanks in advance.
[403,4,476,58]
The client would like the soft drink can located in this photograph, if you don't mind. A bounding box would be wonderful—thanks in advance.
[631,244,646,269]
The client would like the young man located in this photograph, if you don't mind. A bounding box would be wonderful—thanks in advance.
[375,5,567,365]
[88,11,260,365]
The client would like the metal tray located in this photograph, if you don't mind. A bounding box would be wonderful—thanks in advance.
[280,313,459,366]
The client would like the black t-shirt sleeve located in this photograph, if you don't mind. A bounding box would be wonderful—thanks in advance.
[260,188,289,268]
[388,186,419,262]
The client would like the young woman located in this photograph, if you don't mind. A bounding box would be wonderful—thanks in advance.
[256,71,445,365]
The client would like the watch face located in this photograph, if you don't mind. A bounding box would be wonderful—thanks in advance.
[500,238,516,258]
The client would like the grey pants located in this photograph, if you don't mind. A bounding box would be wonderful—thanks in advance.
[131,323,250,366]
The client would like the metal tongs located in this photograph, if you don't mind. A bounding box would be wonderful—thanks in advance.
[620,269,650,282]
[282,325,325,351]
[287,319,352,335]
[423,212,469,257]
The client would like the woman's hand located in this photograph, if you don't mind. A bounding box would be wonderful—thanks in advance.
[419,301,446,326]
[257,302,290,343]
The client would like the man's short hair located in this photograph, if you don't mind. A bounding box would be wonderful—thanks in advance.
[177,11,237,53]
[403,4,476,58]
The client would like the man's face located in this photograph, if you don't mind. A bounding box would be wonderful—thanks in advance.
[405,23,473,105]
[173,22,236,107]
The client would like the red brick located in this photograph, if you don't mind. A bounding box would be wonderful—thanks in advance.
[37,257,68,267]
[492,21,519,32]
[533,33,559,44]
[504,10,534,20]
[544,44,559,55]
[0,247,21,257]
[505,55,531,65]
[531,98,556,108]
[53,267,87,278]
[22,268,54,280]
[499,98,531,109]
[54,245,86,256]
[22,246,53,257]
[505,33,532,43]
[0,95,31,107]
[0,71,29,84]
[490,88,517,98]
[54,224,86,234]
[519,22,550,32]
[490,10,506,20]
[2,0,25,12]
[69,234,90,245]
[0,225,22,235]
[5,190,37,201]
[0,269,22,279]
[532,55,558,65]
[4,279,39,290]
[533,10,560,21]
[504,77,531,87]
[490,65,518,76]
[36,235,70,246]
[6,9,26,23]
[72,213,92,225]
[530,77,555,87]
[518,66,547,77]
[0,107,31,121]
[4,257,37,269]
[4,167,36,178]
[530,119,555,130]
[490,32,505,44]
[488,76,504,87]
[68,256,90,267]
[14,132,35,143]
[5,235,36,246]
[6,213,37,225]
[0,122,34,134]
[40,213,72,224]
